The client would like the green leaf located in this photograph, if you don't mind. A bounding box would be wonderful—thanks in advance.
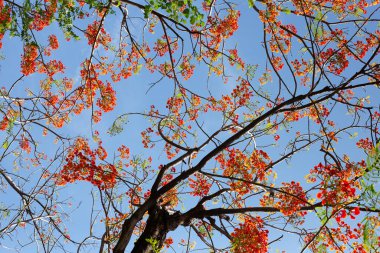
[315,11,323,21]
[134,64,143,74]
[349,132,358,139]
[183,8,190,18]
[317,244,327,253]
[246,64,258,81]
[144,5,153,19]
[2,140,8,149]
[354,8,364,16]
[248,0,256,8]
[282,8,291,15]
[315,207,328,224]
[363,221,370,247]
[190,15,196,25]
[141,159,150,170]
[2,209,10,218]
[108,115,129,136]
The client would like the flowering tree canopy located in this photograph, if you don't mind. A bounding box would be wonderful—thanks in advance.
[0,0,380,252]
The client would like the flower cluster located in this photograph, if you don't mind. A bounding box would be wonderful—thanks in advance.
[188,173,212,197]
[305,214,370,252]
[29,0,57,31]
[291,58,311,77]
[216,149,271,195]
[141,127,155,149]
[85,21,111,48]
[21,44,39,76]
[271,56,284,71]
[356,138,373,152]
[274,181,308,216]
[335,207,361,224]
[231,216,268,253]
[319,48,349,75]
[78,60,117,119]
[118,145,130,159]
[0,1,11,49]
[19,136,31,154]
[96,82,116,112]
[207,10,240,49]
[126,187,142,205]
[55,138,117,189]
[289,0,313,15]
[259,2,279,23]
[153,36,178,57]
[228,49,245,69]
[38,59,65,77]
[163,237,173,248]
[166,96,184,115]
[309,161,365,206]
[266,23,296,55]
[0,116,9,130]
[44,34,59,56]
[210,10,240,39]
[179,55,195,80]
[231,79,253,108]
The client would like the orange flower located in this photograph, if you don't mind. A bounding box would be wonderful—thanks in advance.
[48,34,59,49]
[0,116,9,130]
[21,44,39,76]
[231,216,268,253]
[20,137,31,154]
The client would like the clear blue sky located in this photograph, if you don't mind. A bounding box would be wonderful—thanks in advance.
[0,1,379,253]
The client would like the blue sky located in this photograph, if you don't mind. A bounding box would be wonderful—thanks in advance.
[0,1,379,253]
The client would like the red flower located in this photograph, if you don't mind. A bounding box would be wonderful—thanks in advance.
[21,44,39,75]
[231,216,268,253]
[189,173,212,197]
[0,116,9,130]
[20,137,31,154]
[48,35,59,49]
[352,207,360,216]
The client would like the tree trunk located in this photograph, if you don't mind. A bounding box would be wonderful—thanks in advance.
[130,207,181,253]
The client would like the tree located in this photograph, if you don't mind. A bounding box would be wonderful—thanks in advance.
[0,0,379,252]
